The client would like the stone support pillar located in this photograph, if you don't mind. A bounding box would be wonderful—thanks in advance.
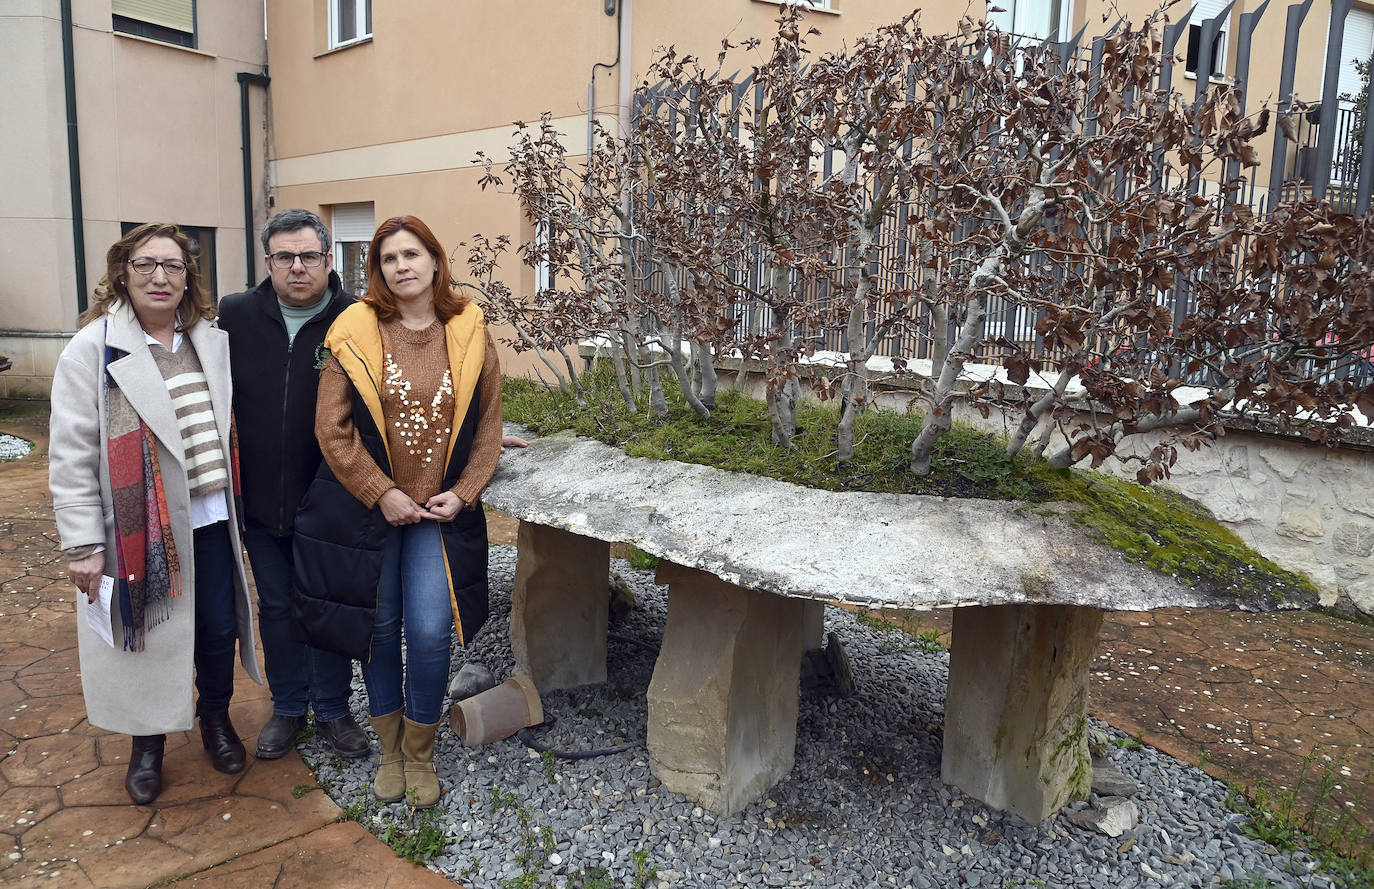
[510,521,609,692]
[647,562,805,816]
[801,600,826,652]
[941,604,1103,823]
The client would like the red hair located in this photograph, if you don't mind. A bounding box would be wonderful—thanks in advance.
[362,215,470,322]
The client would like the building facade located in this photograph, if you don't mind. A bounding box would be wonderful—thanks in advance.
[0,0,269,397]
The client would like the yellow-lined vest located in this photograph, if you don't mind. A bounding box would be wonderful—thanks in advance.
[292,302,489,661]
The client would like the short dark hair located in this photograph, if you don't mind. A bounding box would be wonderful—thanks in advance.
[261,209,331,254]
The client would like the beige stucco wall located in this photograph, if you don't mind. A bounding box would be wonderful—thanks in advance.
[0,0,268,398]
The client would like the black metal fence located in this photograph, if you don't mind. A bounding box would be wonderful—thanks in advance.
[625,1,1374,388]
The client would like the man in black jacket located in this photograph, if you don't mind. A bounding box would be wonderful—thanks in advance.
[219,209,369,761]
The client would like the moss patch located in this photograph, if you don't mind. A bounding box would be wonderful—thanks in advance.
[1031,466,1318,603]
[504,368,1042,500]
[503,369,1316,605]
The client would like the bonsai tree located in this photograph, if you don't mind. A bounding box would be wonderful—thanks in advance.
[471,6,1374,484]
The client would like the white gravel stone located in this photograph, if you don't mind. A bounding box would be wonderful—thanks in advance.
[298,546,1327,888]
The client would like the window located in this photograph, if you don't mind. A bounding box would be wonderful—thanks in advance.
[331,0,372,48]
[988,0,1071,41]
[331,203,375,296]
[1337,7,1374,109]
[1184,0,1230,79]
[534,220,553,294]
[112,0,195,49]
[121,221,217,302]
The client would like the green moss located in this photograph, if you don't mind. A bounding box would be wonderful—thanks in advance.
[503,367,1317,605]
[503,366,1044,501]
[1030,466,1318,603]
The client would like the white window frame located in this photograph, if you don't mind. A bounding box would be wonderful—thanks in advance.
[1336,6,1374,109]
[988,0,1073,42]
[1184,0,1230,81]
[330,0,371,49]
[534,220,553,294]
[331,202,375,296]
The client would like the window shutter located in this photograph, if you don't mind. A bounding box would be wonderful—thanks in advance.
[331,203,375,242]
[1191,0,1230,28]
[1338,7,1374,104]
[112,0,194,34]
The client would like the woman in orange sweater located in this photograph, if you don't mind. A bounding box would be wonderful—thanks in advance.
[295,215,502,809]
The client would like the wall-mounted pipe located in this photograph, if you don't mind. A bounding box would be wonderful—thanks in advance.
[60,0,87,317]
[588,0,624,166]
[236,71,271,290]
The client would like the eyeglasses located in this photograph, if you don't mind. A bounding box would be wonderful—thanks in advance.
[128,257,188,277]
[268,251,326,270]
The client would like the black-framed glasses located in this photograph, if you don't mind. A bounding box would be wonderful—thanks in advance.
[128,257,187,277]
[268,251,326,270]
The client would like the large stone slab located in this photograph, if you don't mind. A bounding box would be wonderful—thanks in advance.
[647,562,805,816]
[942,604,1103,822]
[486,427,1311,614]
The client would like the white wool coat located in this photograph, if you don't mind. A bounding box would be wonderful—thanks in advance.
[48,300,262,735]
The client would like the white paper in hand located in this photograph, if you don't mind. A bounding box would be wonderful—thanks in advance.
[84,575,115,647]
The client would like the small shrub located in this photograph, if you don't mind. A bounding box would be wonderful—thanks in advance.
[380,806,454,866]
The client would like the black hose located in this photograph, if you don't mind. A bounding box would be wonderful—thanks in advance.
[518,716,640,760]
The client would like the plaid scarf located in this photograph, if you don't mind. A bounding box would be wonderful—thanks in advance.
[104,338,180,652]
[101,326,243,652]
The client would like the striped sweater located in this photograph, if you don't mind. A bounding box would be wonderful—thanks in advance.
[151,342,228,497]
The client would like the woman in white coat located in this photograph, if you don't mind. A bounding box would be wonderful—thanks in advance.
[49,223,262,805]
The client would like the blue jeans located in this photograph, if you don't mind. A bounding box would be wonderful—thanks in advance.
[243,520,355,721]
[362,520,453,724]
[193,522,238,717]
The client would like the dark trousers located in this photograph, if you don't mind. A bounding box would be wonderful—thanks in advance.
[193,521,238,717]
[243,520,354,721]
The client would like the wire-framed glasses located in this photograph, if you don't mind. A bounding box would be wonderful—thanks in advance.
[128,257,188,277]
[268,251,326,269]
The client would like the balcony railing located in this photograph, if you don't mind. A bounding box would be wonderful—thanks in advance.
[1295,102,1366,202]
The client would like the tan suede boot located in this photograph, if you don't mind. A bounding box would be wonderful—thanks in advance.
[400,716,441,808]
[369,710,406,802]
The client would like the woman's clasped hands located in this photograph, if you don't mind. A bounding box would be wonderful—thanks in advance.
[377,487,465,525]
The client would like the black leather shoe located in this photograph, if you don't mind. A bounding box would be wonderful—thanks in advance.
[316,714,370,759]
[200,711,246,774]
[125,734,165,805]
[254,713,306,760]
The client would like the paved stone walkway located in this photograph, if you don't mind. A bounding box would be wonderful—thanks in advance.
[2,400,1370,887]
[0,403,451,889]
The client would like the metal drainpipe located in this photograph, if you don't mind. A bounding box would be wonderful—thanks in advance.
[60,0,87,316]
[236,72,271,290]
[588,0,623,183]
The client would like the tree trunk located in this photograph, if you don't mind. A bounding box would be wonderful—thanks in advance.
[763,264,798,446]
[836,296,871,463]
[692,340,718,408]
[910,287,991,475]
[665,340,711,419]
[1005,367,1075,459]
[645,359,668,417]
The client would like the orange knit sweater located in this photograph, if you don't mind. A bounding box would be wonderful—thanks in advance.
[316,318,502,510]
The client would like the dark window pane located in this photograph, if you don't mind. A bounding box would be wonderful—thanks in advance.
[112,14,194,49]
[337,0,357,43]
[1185,24,1225,78]
[338,241,369,296]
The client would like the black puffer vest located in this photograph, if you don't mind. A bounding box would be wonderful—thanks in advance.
[291,311,489,662]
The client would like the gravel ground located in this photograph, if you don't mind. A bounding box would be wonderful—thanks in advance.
[300,546,1335,889]
[0,433,32,461]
